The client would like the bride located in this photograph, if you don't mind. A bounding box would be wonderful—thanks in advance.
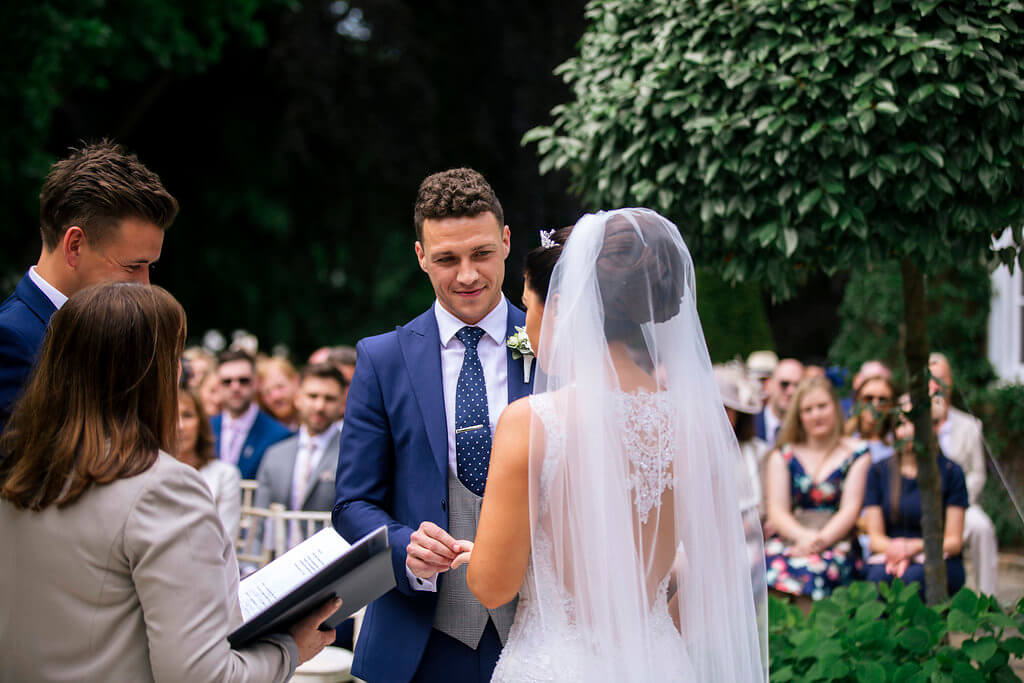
[454,208,768,681]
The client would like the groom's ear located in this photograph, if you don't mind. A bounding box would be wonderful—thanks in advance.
[501,225,511,259]
[414,240,428,273]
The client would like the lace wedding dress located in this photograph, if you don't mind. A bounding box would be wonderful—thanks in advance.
[488,208,766,682]
[491,391,696,682]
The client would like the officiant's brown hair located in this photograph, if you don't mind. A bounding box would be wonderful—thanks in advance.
[413,168,504,242]
[0,283,186,510]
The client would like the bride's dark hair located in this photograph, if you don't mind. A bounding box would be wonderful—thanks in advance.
[523,226,573,300]
[597,212,686,341]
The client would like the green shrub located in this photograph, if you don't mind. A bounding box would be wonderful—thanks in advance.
[769,581,1024,682]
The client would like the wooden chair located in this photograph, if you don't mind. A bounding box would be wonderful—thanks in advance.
[240,479,259,509]
[269,505,336,558]
[270,505,366,662]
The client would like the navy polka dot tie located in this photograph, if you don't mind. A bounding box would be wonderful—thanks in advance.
[454,326,491,496]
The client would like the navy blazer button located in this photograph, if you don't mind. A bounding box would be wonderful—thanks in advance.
[441,499,446,511]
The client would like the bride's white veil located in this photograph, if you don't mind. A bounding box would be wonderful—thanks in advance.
[526,208,767,681]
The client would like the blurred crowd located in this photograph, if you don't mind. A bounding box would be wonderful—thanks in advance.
[715,350,997,607]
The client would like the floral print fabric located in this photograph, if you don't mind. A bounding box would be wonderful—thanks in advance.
[764,444,867,600]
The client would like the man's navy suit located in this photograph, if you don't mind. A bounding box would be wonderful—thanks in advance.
[0,273,58,432]
[210,410,293,480]
[333,303,533,683]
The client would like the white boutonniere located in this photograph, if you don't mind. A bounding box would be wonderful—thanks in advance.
[506,326,535,382]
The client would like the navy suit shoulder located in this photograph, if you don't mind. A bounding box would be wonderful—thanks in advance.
[0,274,57,431]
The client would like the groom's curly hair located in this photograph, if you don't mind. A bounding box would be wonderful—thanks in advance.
[413,168,504,242]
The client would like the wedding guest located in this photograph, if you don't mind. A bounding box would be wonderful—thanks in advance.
[764,376,871,604]
[852,359,893,392]
[183,346,216,389]
[843,374,898,463]
[862,395,967,598]
[929,352,998,595]
[255,363,346,548]
[258,356,300,430]
[325,346,355,416]
[327,345,358,385]
[0,283,337,681]
[746,349,779,396]
[755,357,804,445]
[211,350,293,479]
[0,141,176,433]
[199,365,224,419]
[715,362,770,518]
[176,387,241,539]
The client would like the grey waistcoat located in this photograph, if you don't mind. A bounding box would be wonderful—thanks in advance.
[432,476,518,649]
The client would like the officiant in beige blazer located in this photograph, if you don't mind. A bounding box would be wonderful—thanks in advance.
[0,283,337,682]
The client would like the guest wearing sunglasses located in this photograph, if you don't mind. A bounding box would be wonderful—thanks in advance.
[210,350,294,479]
[844,375,898,463]
[755,358,805,446]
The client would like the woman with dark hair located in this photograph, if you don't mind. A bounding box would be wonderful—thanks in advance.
[862,395,967,597]
[0,283,337,681]
[456,209,767,682]
[843,374,898,463]
[763,376,871,604]
[176,387,242,539]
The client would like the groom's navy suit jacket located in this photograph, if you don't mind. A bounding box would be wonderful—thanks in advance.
[0,273,58,434]
[333,303,534,683]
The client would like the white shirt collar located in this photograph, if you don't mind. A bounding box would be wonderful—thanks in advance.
[28,266,68,310]
[299,423,337,452]
[434,296,508,348]
[223,401,259,433]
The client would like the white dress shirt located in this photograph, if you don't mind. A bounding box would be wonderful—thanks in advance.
[290,424,338,509]
[409,297,510,592]
[28,266,68,309]
[435,297,510,476]
[220,402,259,466]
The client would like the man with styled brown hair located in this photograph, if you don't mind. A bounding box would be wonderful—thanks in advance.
[334,168,534,682]
[0,140,178,431]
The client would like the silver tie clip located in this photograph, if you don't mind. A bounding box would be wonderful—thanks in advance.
[455,424,485,434]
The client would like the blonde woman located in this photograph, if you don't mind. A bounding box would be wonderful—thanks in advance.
[764,376,871,603]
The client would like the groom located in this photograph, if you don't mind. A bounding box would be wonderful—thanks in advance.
[333,168,534,682]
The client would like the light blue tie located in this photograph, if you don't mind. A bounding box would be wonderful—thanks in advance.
[454,326,491,496]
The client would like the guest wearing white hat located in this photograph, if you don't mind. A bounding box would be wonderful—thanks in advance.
[716,362,770,518]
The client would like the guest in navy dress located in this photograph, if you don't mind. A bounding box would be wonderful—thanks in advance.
[764,376,872,605]
[862,395,967,597]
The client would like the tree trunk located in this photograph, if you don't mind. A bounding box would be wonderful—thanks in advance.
[899,257,948,604]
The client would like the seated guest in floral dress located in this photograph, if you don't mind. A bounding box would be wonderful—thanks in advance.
[862,395,967,598]
[843,374,898,463]
[765,376,872,605]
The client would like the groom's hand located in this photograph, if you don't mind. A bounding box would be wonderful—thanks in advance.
[406,521,460,579]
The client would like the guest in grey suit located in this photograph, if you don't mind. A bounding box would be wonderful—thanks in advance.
[255,363,347,547]
[0,283,340,682]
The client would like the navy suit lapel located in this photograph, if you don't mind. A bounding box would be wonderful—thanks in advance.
[15,273,57,326]
[398,310,449,481]
[505,304,534,403]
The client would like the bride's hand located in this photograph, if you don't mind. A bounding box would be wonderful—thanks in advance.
[450,541,474,570]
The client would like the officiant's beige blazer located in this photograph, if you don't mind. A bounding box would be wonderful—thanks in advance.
[0,452,298,682]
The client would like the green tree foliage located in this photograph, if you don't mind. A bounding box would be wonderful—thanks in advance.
[0,0,280,245]
[696,267,775,362]
[829,258,995,393]
[528,0,1024,603]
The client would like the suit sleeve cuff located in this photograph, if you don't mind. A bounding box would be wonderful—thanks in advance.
[406,565,438,592]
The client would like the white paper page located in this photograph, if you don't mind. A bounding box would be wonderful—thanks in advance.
[238,527,351,621]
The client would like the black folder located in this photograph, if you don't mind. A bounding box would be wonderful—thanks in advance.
[228,525,394,648]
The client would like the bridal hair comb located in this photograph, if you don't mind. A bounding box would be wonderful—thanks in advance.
[539,229,557,249]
